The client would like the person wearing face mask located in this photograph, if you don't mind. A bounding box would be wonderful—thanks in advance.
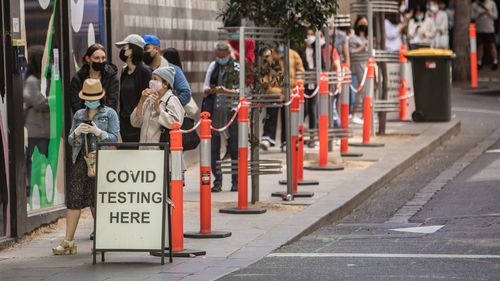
[202,42,240,192]
[428,0,449,49]
[53,79,119,255]
[131,66,184,145]
[408,4,437,49]
[472,0,498,70]
[349,16,370,124]
[115,34,152,143]
[300,28,335,147]
[260,46,305,151]
[69,44,119,114]
[142,35,192,107]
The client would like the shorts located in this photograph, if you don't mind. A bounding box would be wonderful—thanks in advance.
[477,33,495,44]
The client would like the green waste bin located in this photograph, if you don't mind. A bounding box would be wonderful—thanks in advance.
[404,48,455,122]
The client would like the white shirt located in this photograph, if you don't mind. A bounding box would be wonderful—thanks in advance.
[305,47,314,69]
[384,19,402,52]
[130,90,184,147]
[408,14,437,47]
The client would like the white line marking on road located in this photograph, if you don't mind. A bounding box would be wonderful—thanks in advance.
[486,149,500,153]
[452,107,500,115]
[390,225,444,234]
[267,253,500,259]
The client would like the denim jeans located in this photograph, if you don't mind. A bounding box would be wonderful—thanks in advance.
[211,119,238,186]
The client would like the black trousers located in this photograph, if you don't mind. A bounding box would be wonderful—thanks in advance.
[262,106,286,145]
[304,88,318,131]
[211,120,238,186]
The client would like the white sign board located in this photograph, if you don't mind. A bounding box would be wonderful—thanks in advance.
[386,62,415,120]
[95,150,166,250]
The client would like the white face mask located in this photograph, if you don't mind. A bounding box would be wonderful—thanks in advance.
[149,80,163,91]
[430,4,439,13]
[305,35,316,46]
[400,4,407,13]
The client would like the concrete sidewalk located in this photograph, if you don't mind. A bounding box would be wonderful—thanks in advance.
[0,119,460,281]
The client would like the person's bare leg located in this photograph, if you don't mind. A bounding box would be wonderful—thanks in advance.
[490,43,498,67]
[477,42,484,67]
[64,209,81,241]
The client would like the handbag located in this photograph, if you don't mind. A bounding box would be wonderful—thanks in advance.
[159,95,200,151]
[160,117,200,151]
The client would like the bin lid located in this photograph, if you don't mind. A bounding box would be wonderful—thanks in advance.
[404,48,455,57]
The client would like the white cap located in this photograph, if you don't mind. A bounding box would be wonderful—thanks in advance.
[115,34,145,49]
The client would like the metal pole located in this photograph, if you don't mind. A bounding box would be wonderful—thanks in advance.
[284,41,293,199]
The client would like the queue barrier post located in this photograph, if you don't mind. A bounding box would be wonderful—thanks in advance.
[151,123,206,257]
[279,81,319,185]
[220,98,266,214]
[185,113,232,239]
[350,57,385,148]
[273,85,314,197]
[469,23,478,89]
[340,64,363,158]
[399,44,409,121]
[304,74,344,171]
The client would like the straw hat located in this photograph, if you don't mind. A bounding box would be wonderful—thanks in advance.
[79,79,105,101]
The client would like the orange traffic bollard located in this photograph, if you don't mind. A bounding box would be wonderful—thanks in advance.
[220,98,266,214]
[184,113,231,239]
[469,24,478,89]
[399,44,409,121]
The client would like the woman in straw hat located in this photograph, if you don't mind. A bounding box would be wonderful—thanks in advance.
[53,79,119,255]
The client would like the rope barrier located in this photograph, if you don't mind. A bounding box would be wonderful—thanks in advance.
[180,119,201,134]
[304,87,319,99]
[211,102,242,132]
[349,66,368,93]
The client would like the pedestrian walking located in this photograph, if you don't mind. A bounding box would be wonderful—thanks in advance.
[472,0,498,70]
[130,66,184,145]
[349,16,370,124]
[115,34,151,143]
[69,43,119,114]
[202,42,240,192]
[143,35,192,106]
[385,13,404,52]
[24,46,50,194]
[52,79,119,255]
[408,4,437,49]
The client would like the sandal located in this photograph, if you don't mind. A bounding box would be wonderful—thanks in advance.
[52,240,77,255]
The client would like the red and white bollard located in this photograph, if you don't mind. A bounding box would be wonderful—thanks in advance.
[220,98,266,214]
[399,44,409,121]
[184,113,231,238]
[151,123,205,257]
[305,74,344,171]
[469,23,478,89]
[340,64,363,158]
[350,57,384,148]
[273,87,314,197]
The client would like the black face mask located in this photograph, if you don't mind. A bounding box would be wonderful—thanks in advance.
[357,25,368,35]
[91,61,106,72]
[119,49,129,62]
[143,51,155,65]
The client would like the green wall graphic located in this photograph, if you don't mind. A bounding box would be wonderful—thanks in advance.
[29,1,64,210]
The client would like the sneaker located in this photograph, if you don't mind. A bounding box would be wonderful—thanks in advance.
[352,116,364,125]
[493,62,498,71]
[260,139,271,151]
[211,182,222,193]
[89,231,94,240]
[280,142,286,153]
[478,63,483,70]
[230,184,238,192]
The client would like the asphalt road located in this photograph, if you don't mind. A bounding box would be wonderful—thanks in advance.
[219,89,500,281]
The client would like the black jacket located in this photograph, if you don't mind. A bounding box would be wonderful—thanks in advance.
[119,62,152,119]
[69,63,119,114]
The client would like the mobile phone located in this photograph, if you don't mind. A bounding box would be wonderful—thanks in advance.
[83,120,92,125]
